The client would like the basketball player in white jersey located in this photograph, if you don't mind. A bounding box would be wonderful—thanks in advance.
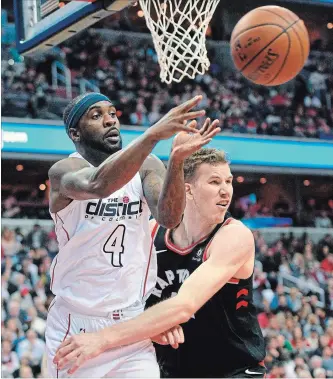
[54,146,265,378]
[45,92,220,378]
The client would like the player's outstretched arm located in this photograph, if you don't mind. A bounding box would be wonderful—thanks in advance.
[54,222,253,374]
[140,118,220,228]
[49,96,205,209]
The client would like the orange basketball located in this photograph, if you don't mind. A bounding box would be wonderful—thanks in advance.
[230,6,310,86]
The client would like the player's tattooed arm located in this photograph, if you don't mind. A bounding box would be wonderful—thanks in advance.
[140,154,185,229]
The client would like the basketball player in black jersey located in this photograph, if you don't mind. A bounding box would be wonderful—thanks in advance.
[54,147,266,378]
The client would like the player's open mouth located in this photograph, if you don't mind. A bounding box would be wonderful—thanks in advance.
[105,129,120,142]
[106,136,119,143]
[217,201,229,208]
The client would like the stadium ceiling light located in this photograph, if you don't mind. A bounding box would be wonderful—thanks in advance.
[303,180,311,186]
[237,176,244,183]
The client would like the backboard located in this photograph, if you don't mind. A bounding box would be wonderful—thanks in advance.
[14,0,135,56]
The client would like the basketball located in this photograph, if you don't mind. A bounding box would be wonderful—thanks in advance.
[230,6,310,86]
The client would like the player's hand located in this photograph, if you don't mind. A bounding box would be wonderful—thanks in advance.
[151,325,184,349]
[147,96,205,141]
[53,331,106,375]
[171,118,221,161]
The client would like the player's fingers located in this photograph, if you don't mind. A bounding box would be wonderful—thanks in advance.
[67,354,85,375]
[57,337,71,352]
[199,118,211,135]
[205,126,221,139]
[181,110,206,121]
[166,330,175,346]
[57,349,80,370]
[198,138,213,147]
[152,334,168,345]
[171,327,182,345]
[54,343,74,363]
[187,120,198,130]
[181,125,200,134]
[176,95,203,113]
[177,326,185,344]
[203,120,220,136]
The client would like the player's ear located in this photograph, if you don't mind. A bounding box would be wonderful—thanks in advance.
[185,183,193,200]
[69,128,80,142]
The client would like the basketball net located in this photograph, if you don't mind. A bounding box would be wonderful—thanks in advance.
[139,0,220,84]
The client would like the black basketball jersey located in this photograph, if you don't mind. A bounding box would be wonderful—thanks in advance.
[146,214,266,378]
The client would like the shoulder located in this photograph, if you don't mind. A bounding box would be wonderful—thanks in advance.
[220,219,254,244]
[48,157,90,183]
[210,219,254,259]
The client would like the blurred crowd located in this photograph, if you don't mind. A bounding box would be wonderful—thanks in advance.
[1,225,56,378]
[1,222,332,378]
[2,188,49,220]
[231,195,333,229]
[253,231,333,378]
[2,29,333,140]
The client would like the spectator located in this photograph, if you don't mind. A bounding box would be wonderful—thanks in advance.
[315,211,333,228]
[1,228,22,257]
[26,224,48,250]
[322,346,333,372]
[1,340,20,376]
[313,368,327,378]
[19,364,34,378]
[321,252,333,274]
[1,31,332,141]
[16,329,46,372]
[310,355,324,377]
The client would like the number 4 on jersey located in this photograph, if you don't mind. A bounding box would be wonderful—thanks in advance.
[103,225,125,267]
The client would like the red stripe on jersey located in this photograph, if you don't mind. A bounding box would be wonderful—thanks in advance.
[142,222,159,298]
[50,256,58,292]
[57,313,71,377]
[236,300,248,310]
[237,288,249,298]
[228,278,240,284]
[202,240,213,262]
[165,228,211,255]
[55,212,70,242]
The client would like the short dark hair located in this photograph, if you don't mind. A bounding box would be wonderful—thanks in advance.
[63,94,89,134]
[183,148,230,182]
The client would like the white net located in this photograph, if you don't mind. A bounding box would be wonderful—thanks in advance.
[139,0,220,84]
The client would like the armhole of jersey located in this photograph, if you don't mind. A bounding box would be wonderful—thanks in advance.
[202,217,234,262]
[142,221,159,298]
[136,171,145,199]
[50,198,78,220]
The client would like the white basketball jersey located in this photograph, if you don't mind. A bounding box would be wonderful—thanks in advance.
[49,152,156,315]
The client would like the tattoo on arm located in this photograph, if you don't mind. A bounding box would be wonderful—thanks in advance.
[141,155,166,221]
[141,155,185,228]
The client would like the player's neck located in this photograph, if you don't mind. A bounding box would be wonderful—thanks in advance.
[76,145,110,167]
[172,210,217,248]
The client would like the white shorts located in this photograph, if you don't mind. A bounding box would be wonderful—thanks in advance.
[45,297,160,378]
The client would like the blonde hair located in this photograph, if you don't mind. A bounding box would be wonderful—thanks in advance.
[183,148,229,182]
